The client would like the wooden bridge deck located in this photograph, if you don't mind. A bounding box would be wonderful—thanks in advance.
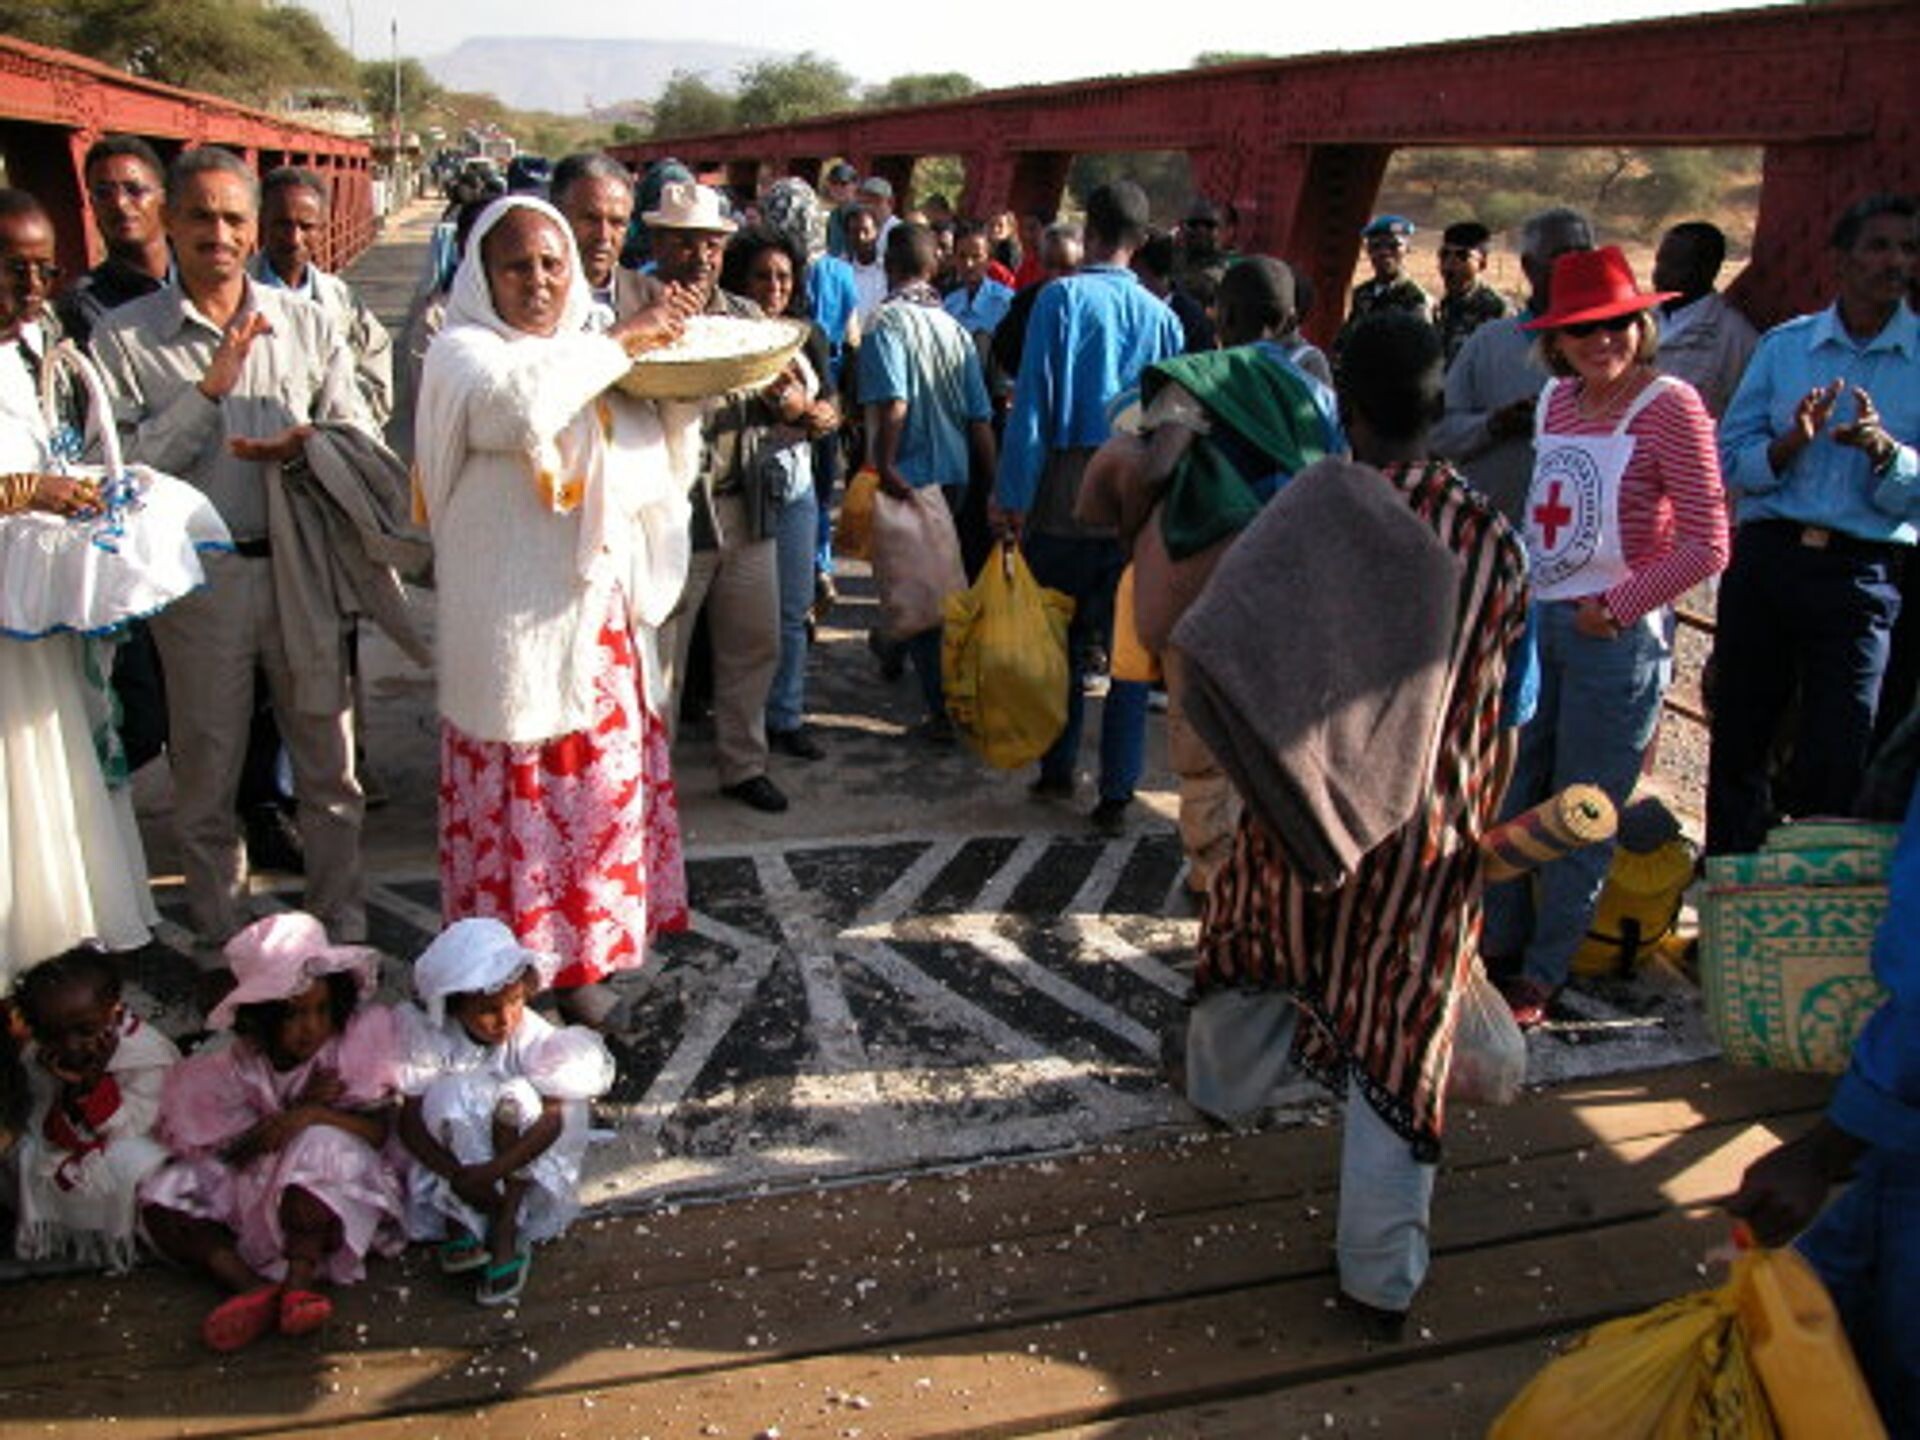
[0,1062,1829,1439]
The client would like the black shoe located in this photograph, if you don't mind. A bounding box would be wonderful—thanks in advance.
[769,726,825,761]
[1029,774,1074,802]
[1090,797,1131,837]
[722,775,789,813]
[244,807,305,873]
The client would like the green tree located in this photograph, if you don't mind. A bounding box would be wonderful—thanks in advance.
[1193,51,1270,66]
[650,70,735,138]
[734,52,857,128]
[360,58,442,131]
[0,0,357,107]
[258,4,356,92]
[866,72,979,109]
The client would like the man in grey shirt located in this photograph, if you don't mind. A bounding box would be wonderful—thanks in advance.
[1431,207,1594,526]
[92,146,375,947]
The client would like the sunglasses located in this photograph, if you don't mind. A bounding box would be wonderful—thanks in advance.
[89,181,158,203]
[1561,312,1641,338]
[3,258,62,286]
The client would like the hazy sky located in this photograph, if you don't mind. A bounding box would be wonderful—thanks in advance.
[310,0,1795,89]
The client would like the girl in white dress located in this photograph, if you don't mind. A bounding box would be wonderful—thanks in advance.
[397,918,614,1306]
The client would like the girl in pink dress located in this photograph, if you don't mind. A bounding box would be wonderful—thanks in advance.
[139,913,405,1353]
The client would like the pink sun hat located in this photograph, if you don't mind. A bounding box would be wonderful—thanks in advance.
[207,912,383,1031]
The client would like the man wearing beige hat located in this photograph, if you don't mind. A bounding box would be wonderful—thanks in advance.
[642,181,797,813]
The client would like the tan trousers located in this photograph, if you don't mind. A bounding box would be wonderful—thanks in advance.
[149,550,364,944]
[662,492,780,788]
[1162,647,1240,894]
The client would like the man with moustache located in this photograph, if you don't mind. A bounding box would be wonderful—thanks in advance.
[56,135,172,349]
[643,181,800,814]
[91,147,378,948]
[249,166,393,425]
[552,151,651,328]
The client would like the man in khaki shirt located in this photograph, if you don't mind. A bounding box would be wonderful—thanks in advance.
[93,146,374,947]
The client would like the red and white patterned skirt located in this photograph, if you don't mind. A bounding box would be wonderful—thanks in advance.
[438,596,689,988]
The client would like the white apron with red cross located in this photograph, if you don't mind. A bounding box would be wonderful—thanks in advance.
[1524,375,1678,604]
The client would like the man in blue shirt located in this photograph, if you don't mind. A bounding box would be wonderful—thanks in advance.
[994,181,1185,834]
[860,223,996,740]
[1707,194,1920,856]
[1730,772,1920,1431]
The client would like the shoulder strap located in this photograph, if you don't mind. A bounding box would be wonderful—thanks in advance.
[1616,373,1680,434]
[1532,377,1562,440]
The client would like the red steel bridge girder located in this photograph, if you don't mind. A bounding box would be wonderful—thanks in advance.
[613,0,1918,343]
[0,34,376,285]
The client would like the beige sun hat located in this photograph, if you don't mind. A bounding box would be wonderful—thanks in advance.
[641,180,737,234]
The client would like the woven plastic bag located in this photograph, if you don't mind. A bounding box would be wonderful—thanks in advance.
[942,541,1075,770]
[832,465,880,560]
[869,483,966,641]
[1492,1245,1885,1440]
[1446,961,1525,1105]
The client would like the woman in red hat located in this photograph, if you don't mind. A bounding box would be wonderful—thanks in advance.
[1481,245,1730,1026]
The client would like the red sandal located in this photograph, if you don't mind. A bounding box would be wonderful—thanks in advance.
[278,1288,332,1337]
[202,1285,281,1353]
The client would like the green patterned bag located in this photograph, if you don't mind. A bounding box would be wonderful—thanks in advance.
[1700,820,1896,1072]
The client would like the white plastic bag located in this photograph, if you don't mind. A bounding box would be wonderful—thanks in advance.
[1447,961,1526,1105]
[870,483,966,641]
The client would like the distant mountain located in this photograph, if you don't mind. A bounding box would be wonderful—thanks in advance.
[424,36,792,116]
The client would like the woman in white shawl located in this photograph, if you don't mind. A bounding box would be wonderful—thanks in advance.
[414,195,700,1026]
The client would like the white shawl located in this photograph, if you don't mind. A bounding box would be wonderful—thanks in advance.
[413,196,696,742]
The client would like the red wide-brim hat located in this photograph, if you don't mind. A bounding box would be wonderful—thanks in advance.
[1522,245,1679,330]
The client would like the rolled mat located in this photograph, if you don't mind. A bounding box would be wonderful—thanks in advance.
[1481,784,1618,882]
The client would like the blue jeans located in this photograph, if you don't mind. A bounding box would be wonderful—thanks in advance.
[906,628,944,723]
[1706,521,1903,856]
[1186,991,1436,1312]
[1023,531,1146,802]
[765,483,819,734]
[1482,599,1671,991]
[1798,1147,1920,1436]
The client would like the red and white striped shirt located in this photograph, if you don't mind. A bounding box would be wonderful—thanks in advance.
[1539,374,1730,625]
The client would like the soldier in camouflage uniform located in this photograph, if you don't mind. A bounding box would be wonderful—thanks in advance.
[1336,215,1431,356]
[1432,220,1509,367]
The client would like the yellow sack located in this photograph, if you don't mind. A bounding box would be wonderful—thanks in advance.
[1110,564,1161,684]
[1574,836,1697,978]
[833,466,880,561]
[942,542,1075,770]
[1491,1248,1884,1440]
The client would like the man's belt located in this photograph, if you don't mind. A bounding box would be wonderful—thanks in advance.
[1744,518,1903,562]
[231,537,273,559]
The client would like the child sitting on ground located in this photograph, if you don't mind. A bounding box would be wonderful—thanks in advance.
[398,918,615,1307]
[9,949,177,1271]
[140,913,405,1353]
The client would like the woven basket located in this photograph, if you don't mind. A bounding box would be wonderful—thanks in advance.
[1699,820,1897,1072]
[612,316,810,402]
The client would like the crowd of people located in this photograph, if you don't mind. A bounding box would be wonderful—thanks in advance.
[0,133,1916,1423]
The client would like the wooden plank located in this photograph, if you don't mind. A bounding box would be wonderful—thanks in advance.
[310,1207,1740,1439]
[1033,1334,1556,1439]
[0,1104,1811,1437]
[1,1059,1819,1351]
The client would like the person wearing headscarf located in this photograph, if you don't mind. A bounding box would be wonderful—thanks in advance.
[413,195,701,1028]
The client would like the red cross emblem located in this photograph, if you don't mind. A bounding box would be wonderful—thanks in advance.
[1533,481,1573,549]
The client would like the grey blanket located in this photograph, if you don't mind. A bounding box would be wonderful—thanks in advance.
[1170,457,1462,889]
[266,421,432,714]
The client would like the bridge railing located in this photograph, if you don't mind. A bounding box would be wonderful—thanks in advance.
[0,33,377,285]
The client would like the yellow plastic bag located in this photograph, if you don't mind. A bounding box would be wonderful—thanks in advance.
[1491,1247,1884,1440]
[833,466,880,561]
[1110,564,1161,684]
[942,541,1075,770]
